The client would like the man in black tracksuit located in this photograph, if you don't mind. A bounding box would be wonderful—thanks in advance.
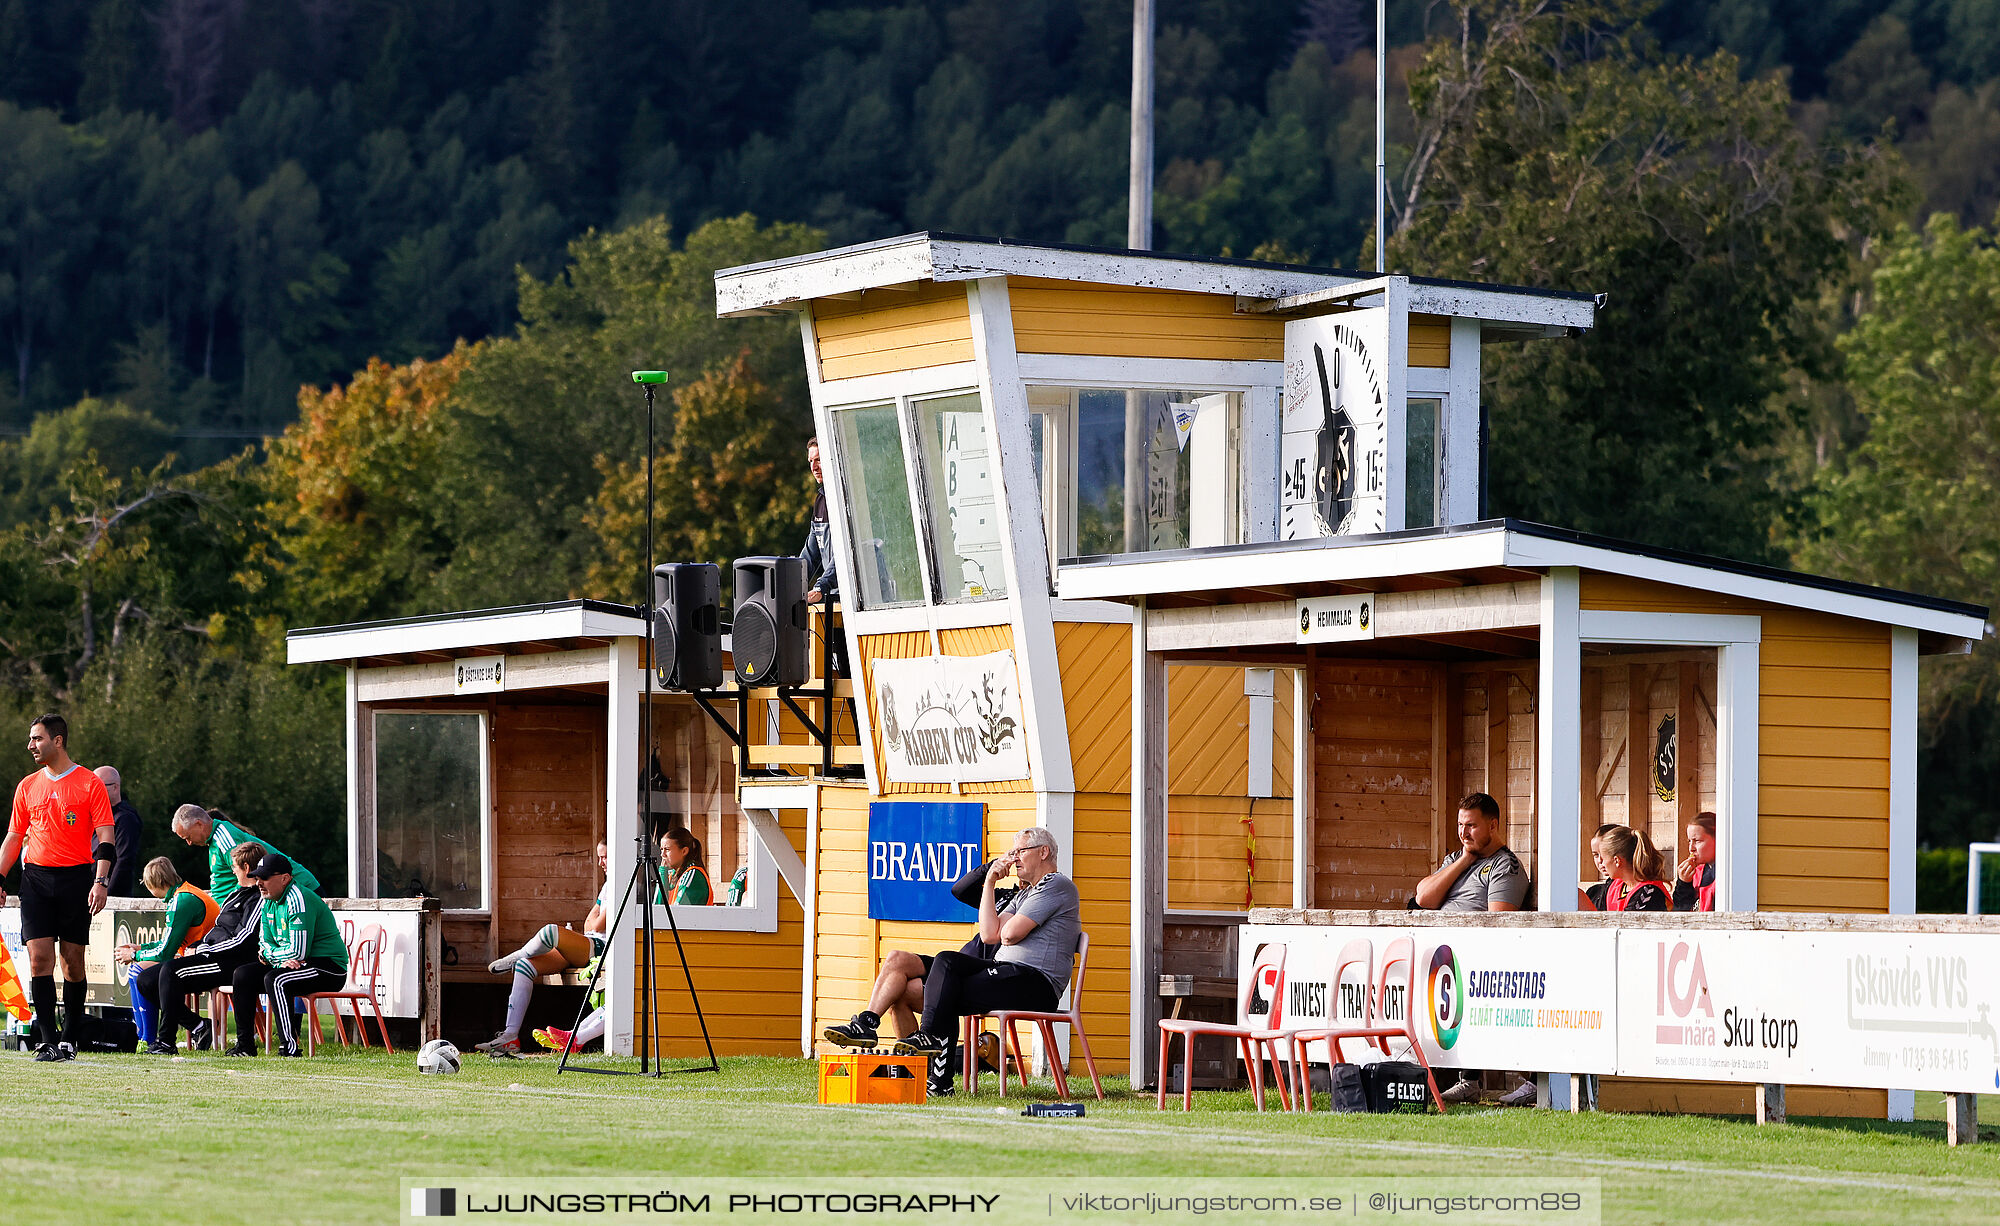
[149,840,267,1052]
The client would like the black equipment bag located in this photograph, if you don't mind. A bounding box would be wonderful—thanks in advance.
[1326,1062,1369,1113]
[1362,1060,1433,1113]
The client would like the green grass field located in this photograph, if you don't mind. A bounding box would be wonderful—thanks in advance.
[2,1047,1993,1225]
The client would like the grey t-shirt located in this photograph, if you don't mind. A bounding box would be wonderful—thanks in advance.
[994,871,1081,993]
[1436,847,1529,911]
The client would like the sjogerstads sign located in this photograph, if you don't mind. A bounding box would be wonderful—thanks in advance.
[871,650,1029,783]
[867,801,984,922]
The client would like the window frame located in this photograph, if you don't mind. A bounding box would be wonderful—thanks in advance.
[369,707,492,915]
[1023,377,1264,560]
[824,381,1007,612]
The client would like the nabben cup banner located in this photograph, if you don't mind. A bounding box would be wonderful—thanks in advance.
[871,650,1029,783]
[867,801,984,922]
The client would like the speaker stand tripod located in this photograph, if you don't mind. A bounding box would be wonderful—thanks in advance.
[556,373,718,1078]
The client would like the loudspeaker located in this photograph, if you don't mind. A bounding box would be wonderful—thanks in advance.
[653,563,722,691]
[732,556,809,687]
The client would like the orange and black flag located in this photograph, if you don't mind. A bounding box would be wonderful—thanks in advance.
[0,940,30,1022]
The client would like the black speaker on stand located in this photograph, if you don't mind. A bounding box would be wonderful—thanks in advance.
[732,556,810,688]
[653,562,722,691]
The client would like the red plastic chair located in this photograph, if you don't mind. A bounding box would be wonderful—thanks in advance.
[301,925,394,1054]
[1287,935,1446,1113]
[1157,941,1294,1112]
[960,932,1104,1100]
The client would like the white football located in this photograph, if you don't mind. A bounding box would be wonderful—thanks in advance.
[418,1039,462,1075]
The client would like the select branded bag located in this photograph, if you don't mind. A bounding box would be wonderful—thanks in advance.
[1362,1060,1433,1113]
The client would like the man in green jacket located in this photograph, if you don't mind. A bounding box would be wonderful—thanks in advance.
[226,852,347,1057]
[172,804,320,897]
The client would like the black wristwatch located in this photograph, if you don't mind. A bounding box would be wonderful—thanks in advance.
[93,876,109,886]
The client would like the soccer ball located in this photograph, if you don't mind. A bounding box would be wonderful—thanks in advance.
[417,1039,462,1075]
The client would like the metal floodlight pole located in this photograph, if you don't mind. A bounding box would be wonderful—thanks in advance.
[1128,0,1154,252]
[1376,0,1387,273]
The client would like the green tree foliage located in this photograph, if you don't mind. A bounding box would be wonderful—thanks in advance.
[1392,0,1907,563]
[263,341,482,627]
[432,215,820,611]
[1798,215,2000,846]
[583,350,815,605]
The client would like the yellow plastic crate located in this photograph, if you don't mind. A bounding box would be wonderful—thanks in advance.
[817,1051,928,1105]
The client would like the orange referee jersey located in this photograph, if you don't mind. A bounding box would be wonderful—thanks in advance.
[9,764,114,868]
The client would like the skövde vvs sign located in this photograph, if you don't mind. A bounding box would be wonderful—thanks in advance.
[871,650,1029,784]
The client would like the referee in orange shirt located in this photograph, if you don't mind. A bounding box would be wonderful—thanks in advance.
[0,714,116,1061]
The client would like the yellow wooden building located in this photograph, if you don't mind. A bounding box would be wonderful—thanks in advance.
[708,233,1984,1115]
[290,234,1982,1119]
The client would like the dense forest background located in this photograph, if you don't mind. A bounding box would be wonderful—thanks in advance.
[2,0,1999,898]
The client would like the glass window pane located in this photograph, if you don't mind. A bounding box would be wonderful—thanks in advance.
[374,712,484,909]
[1045,385,1241,557]
[650,700,750,904]
[916,392,1008,600]
[832,403,924,608]
[1406,398,1440,528]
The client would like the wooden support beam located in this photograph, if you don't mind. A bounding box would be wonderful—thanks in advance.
[1432,663,1453,868]
[1625,664,1651,829]
[1948,1093,1980,1145]
[1485,673,1509,809]
[1677,661,1700,833]
[1131,599,1167,1089]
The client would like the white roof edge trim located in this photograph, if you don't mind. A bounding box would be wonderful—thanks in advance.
[1056,531,1513,601]
[1502,536,1987,639]
[285,606,646,665]
[1259,278,1595,331]
[717,235,1598,326]
[715,235,937,317]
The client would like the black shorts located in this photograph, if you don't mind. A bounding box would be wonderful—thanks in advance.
[19,863,93,945]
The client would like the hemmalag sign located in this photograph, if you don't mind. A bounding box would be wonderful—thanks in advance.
[866,801,984,922]
[870,650,1028,783]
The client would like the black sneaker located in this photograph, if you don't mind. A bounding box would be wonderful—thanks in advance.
[143,1040,178,1056]
[32,1043,61,1063]
[189,1020,213,1051]
[223,1046,256,1058]
[927,1079,956,1099]
[54,1042,76,1062]
[277,1045,303,1058]
[822,1012,880,1049]
[928,1041,957,1090]
[893,1030,949,1057]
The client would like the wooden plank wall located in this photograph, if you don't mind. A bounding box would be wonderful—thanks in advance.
[1006,279,1453,370]
[492,700,604,955]
[1165,663,1295,911]
[1579,657,1718,878]
[637,807,809,1058]
[1312,661,1441,907]
[1451,664,1540,865]
[1578,574,1894,914]
[810,283,972,381]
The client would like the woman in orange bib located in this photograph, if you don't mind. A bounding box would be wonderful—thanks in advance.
[117,857,219,1044]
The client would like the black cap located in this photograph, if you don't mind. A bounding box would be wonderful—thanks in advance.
[248,852,294,880]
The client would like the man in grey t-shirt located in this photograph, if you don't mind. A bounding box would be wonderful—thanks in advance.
[891,826,1080,1097]
[1414,792,1529,912]
[1413,792,1534,1106]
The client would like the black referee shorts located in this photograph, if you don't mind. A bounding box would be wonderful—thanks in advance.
[19,863,93,945]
